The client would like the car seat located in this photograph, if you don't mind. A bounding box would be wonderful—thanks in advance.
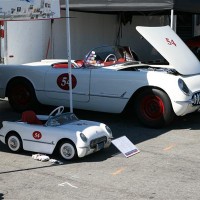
[21,111,43,125]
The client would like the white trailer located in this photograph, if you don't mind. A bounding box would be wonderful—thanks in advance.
[0,0,60,64]
[0,19,52,64]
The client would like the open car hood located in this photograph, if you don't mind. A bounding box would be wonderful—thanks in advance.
[136,26,200,75]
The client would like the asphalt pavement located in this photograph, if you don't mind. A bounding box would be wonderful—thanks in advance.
[0,99,200,200]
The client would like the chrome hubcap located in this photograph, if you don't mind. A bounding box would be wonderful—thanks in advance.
[63,146,72,157]
[9,137,19,150]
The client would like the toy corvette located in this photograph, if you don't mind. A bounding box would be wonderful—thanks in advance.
[0,106,113,160]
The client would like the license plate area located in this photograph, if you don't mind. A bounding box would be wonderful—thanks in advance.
[96,142,104,151]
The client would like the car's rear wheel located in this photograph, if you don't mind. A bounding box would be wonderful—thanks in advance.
[7,134,22,152]
[134,88,175,128]
[7,79,38,112]
[59,141,77,160]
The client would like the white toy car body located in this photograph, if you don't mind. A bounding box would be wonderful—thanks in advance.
[0,26,200,128]
[0,106,113,160]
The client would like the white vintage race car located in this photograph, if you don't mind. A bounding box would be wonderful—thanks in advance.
[0,26,200,128]
[0,106,113,160]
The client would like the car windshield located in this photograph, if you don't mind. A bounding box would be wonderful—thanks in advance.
[84,46,137,67]
[46,113,79,126]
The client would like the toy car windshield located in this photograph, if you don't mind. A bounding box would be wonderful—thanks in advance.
[84,45,138,67]
[46,112,79,126]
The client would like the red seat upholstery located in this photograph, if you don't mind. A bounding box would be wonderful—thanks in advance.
[75,60,84,67]
[118,58,125,62]
[53,63,69,68]
[21,111,43,125]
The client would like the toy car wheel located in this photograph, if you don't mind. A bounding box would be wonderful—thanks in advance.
[134,88,175,128]
[7,134,22,152]
[7,79,38,112]
[59,141,77,160]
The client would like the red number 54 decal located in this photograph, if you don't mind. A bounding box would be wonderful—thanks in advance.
[33,131,42,140]
[57,73,77,90]
[165,38,176,46]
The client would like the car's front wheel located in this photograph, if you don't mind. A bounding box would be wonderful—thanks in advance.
[134,88,175,128]
[7,133,22,152]
[59,140,77,160]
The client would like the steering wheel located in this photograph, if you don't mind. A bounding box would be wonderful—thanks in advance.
[104,54,117,62]
[48,106,64,118]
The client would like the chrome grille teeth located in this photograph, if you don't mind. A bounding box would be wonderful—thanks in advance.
[194,95,197,104]
[90,136,107,148]
[193,93,200,105]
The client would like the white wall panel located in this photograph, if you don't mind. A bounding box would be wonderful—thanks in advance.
[6,20,51,64]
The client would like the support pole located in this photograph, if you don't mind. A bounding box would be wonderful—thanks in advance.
[0,20,4,64]
[65,0,73,113]
[170,9,174,29]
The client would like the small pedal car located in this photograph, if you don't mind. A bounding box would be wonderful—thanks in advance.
[0,106,113,160]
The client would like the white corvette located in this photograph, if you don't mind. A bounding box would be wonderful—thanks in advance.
[0,106,113,160]
[0,26,200,128]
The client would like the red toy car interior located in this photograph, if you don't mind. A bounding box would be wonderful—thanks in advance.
[21,111,43,125]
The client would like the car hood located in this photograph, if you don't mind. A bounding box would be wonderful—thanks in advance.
[136,26,200,75]
[58,120,107,135]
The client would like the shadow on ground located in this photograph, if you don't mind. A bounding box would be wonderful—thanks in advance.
[1,99,200,168]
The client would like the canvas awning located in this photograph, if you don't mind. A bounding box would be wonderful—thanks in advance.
[66,0,200,14]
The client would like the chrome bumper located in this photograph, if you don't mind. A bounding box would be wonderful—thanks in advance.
[175,92,200,106]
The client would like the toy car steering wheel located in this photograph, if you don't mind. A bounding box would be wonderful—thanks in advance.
[48,106,64,118]
[104,54,117,62]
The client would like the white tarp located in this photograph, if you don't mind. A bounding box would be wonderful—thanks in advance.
[0,0,60,20]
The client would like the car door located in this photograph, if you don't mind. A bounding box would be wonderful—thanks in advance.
[21,124,56,154]
[44,67,91,103]
[90,68,133,98]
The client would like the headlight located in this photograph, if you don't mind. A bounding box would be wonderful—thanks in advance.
[105,125,113,138]
[178,79,190,95]
[80,132,87,142]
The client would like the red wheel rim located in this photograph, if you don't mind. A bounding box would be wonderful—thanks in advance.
[11,85,31,106]
[141,95,164,120]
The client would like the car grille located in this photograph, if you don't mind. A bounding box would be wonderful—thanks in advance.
[90,136,107,148]
[192,92,200,105]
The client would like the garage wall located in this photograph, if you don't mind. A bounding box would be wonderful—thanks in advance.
[3,11,171,64]
[194,15,200,36]
[118,15,170,62]
[53,11,170,62]
[53,10,118,59]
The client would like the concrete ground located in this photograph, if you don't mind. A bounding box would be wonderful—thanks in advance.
[0,99,200,200]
